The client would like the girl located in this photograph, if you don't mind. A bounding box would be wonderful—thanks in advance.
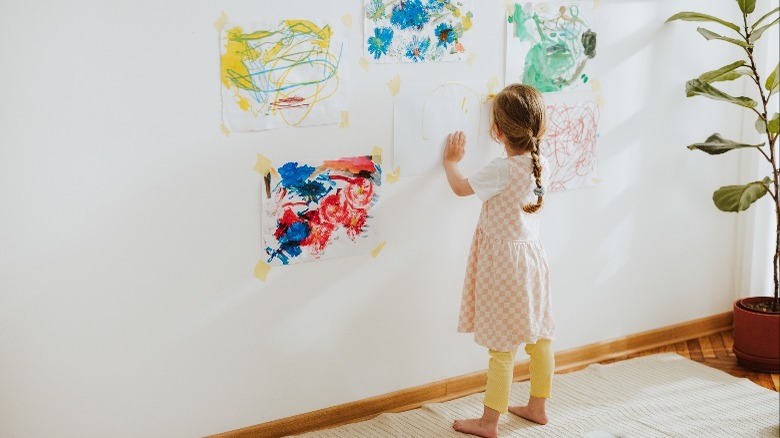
[443,84,555,438]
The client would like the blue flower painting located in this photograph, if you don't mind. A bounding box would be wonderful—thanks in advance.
[434,23,454,47]
[405,36,431,62]
[367,27,394,59]
[364,0,474,62]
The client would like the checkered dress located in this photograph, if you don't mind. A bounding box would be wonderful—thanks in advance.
[457,155,555,351]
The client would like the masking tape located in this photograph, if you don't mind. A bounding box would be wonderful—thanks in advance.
[487,75,499,93]
[341,13,353,27]
[220,123,231,137]
[254,153,273,176]
[371,146,383,164]
[371,241,387,258]
[387,167,401,184]
[339,111,350,128]
[387,73,402,96]
[214,11,229,32]
[254,260,271,282]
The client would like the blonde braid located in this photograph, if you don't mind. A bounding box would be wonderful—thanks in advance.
[522,137,544,214]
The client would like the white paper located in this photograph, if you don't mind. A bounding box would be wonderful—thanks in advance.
[220,20,349,131]
[506,1,597,92]
[261,156,381,266]
[393,81,498,176]
[364,0,475,63]
[541,90,600,192]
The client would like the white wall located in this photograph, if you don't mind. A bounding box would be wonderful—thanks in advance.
[0,0,771,437]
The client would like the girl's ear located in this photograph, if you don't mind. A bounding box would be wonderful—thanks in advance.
[493,123,505,141]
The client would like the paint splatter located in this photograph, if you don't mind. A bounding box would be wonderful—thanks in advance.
[264,156,382,265]
[507,2,596,92]
[365,0,475,63]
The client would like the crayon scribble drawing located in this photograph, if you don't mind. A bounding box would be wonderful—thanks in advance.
[364,0,474,63]
[506,2,597,92]
[220,20,349,131]
[262,156,382,265]
[541,91,600,192]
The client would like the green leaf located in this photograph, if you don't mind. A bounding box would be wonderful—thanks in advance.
[698,60,747,83]
[752,7,779,28]
[666,11,741,32]
[736,0,756,14]
[685,79,758,108]
[749,16,779,43]
[768,113,780,134]
[766,63,779,96]
[697,27,750,47]
[687,133,764,154]
[756,116,767,133]
[713,178,770,212]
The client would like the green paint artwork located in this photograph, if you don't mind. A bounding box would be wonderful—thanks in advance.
[506,2,597,92]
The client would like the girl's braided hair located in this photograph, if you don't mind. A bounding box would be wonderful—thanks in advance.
[490,84,547,214]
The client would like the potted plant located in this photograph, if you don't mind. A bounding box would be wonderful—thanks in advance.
[667,0,779,373]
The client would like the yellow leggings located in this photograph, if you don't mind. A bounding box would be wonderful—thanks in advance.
[484,339,554,414]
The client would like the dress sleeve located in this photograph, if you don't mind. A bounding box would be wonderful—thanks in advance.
[468,158,509,202]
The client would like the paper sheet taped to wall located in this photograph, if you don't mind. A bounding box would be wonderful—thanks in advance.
[220,20,350,131]
[394,81,497,176]
[262,155,382,266]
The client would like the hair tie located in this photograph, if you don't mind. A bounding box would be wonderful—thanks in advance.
[533,186,546,197]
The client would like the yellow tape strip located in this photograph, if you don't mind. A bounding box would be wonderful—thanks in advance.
[371,241,387,258]
[466,53,477,66]
[387,73,401,96]
[220,123,231,137]
[594,0,601,10]
[387,166,401,184]
[371,145,383,164]
[487,75,499,94]
[590,79,602,93]
[341,13,353,28]
[254,260,271,282]
[214,11,229,32]
[339,111,350,128]
[595,95,605,108]
[254,153,273,175]
[359,57,370,72]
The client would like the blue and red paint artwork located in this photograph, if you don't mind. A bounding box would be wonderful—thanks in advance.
[262,155,382,265]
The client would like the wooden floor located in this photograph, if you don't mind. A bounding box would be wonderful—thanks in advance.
[561,329,779,392]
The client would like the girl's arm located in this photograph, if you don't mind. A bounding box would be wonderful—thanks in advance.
[443,131,475,197]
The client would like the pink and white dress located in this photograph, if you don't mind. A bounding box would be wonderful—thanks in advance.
[457,154,555,352]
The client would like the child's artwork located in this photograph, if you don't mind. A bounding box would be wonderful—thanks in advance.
[364,0,474,63]
[394,81,495,176]
[506,1,597,92]
[220,20,349,131]
[541,90,600,192]
[262,156,382,265]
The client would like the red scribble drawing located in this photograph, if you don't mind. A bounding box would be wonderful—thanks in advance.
[541,100,600,192]
[270,96,310,109]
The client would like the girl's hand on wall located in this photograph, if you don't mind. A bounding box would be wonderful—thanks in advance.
[444,131,466,163]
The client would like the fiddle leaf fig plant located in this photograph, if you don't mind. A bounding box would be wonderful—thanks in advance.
[667,2,779,312]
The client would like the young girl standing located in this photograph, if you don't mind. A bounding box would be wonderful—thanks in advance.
[443,84,555,438]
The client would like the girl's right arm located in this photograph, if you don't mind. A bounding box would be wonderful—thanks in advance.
[443,131,475,197]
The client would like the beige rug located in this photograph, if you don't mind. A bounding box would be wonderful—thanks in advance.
[291,353,779,437]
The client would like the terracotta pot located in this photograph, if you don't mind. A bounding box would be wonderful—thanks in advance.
[732,297,780,373]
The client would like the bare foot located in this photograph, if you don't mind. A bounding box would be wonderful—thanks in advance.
[508,404,548,425]
[508,396,549,425]
[452,418,499,438]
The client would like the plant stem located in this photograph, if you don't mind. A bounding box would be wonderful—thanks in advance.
[743,12,780,310]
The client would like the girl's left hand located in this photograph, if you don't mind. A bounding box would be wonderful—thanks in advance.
[444,131,466,163]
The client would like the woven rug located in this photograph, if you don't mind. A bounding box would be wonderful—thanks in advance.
[291,353,779,437]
